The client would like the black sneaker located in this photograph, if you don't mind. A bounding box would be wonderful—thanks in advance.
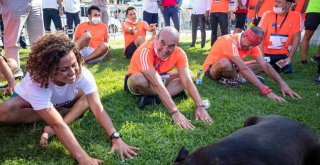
[172,90,188,99]
[138,95,161,109]
[300,60,308,64]
[311,56,320,63]
[315,74,320,84]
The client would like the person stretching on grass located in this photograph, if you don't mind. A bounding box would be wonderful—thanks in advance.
[124,27,213,130]
[203,27,301,102]
[0,34,139,164]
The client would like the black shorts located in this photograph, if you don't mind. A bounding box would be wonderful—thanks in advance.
[235,13,247,29]
[124,74,140,95]
[264,54,293,74]
[124,41,137,59]
[305,12,320,30]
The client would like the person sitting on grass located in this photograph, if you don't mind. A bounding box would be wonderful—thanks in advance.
[0,34,139,164]
[0,48,17,94]
[203,27,301,102]
[122,6,157,59]
[254,0,302,74]
[74,5,111,63]
[124,27,213,130]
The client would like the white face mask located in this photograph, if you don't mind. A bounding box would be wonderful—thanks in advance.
[91,17,100,24]
[273,6,283,14]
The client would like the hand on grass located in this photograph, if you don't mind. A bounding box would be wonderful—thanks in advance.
[266,92,287,103]
[280,83,301,99]
[109,138,140,161]
[39,125,55,147]
[195,107,213,124]
[2,82,15,96]
[171,111,195,130]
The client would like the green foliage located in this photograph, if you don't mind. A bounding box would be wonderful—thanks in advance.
[0,42,319,165]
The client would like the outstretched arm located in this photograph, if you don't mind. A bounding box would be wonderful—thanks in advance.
[230,55,286,102]
[254,55,301,99]
[86,91,139,161]
[36,108,102,164]
[142,69,195,129]
[178,67,213,124]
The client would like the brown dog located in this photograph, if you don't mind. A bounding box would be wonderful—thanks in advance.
[174,115,320,165]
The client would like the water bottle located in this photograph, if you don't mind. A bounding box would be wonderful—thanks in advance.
[196,69,203,85]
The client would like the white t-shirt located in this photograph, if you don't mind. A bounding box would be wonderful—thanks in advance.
[42,0,59,9]
[63,0,80,13]
[14,68,97,110]
[143,0,158,14]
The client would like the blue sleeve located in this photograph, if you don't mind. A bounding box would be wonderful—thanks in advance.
[176,0,183,5]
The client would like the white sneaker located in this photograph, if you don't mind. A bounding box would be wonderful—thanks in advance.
[13,69,24,79]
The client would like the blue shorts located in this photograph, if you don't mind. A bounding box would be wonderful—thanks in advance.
[264,54,293,74]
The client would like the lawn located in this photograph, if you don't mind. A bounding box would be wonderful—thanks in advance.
[0,41,319,165]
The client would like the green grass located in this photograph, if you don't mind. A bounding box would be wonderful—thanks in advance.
[0,41,319,165]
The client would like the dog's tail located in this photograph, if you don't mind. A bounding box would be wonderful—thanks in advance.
[243,116,261,127]
[306,142,320,165]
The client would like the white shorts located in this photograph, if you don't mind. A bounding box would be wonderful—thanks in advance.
[80,47,108,64]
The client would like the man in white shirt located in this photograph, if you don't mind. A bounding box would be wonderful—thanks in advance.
[63,0,81,38]
[143,0,159,25]
[42,0,63,33]
[190,0,210,48]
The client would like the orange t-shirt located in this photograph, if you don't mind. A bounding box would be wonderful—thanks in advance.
[127,40,188,75]
[258,10,302,55]
[75,22,108,49]
[257,0,275,17]
[122,20,148,52]
[294,0,306,20]
[203,33,262,72]
[247,0,258,20]
[210,0,229,13]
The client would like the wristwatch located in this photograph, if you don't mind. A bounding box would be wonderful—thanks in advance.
[110,132,122,140]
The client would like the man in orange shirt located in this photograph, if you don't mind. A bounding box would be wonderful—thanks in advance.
[253,0,275,26]
[74,5,110,63]
[208,0,229,46]
[124,27,213,129]
[256,0,302,73]
[122,7,156,59]
[203,27,300,102]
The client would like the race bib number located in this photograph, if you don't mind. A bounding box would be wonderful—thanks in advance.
[268,34,288,50]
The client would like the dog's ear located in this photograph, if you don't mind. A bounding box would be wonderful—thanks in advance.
[174,146,189,163]
[243,116,260,127]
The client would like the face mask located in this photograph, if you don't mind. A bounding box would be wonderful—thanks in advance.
[91,17,100,24]
[273,6,283,14]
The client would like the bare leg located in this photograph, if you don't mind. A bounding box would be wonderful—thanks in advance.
[40,91,89,147]
[233,28,242,33]
[134,36,145,47]
[301,30,315,61]
[128,72,157,96]
[245,60,264,74]
[74,32,91,50]
[0,96,41,123]
[209,58,237,80]
[84,42,109,62]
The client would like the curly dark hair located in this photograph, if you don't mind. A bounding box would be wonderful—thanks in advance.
[26,34,84,88]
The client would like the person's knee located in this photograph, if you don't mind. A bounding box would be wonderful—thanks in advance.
[219,58,232,69]
[136,36,145,45]
[130,74,149,88]
[99,42,109,52]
